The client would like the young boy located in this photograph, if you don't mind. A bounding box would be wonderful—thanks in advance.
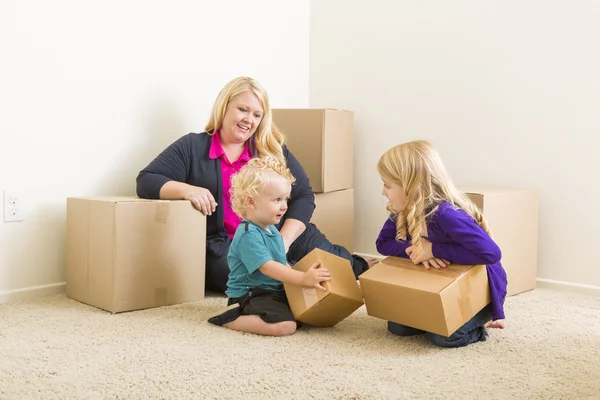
[208,157,331,336]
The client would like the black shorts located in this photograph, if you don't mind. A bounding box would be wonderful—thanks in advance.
[228,288,295,324]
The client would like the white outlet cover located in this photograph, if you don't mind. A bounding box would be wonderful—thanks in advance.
[3,189,24,222]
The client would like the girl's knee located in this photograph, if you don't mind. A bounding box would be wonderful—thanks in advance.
[271,321,297,336]
[427,327,488,348]
[427,333,457,348]
[387,321,423,337]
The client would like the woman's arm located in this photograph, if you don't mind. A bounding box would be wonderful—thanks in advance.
[279,219,307,253]
[280,147,315,248]
[136,134,217,214]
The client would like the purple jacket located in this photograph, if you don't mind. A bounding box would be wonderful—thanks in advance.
[376,201,507,320]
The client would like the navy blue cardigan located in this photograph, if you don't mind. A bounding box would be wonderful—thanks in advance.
[136,132,316,248]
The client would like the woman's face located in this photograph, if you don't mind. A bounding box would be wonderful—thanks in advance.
[220,90,264,145]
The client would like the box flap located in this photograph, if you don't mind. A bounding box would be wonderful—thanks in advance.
[67,196,152,203]
[460,187,537,195]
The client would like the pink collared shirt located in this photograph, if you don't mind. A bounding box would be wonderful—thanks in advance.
[209,131,252,238]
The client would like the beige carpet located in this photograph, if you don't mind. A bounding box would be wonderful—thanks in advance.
[1,289,599,400]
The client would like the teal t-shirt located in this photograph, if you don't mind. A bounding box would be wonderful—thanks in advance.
[225,220,288,298]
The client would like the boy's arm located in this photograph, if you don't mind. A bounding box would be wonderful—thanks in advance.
[236,233,329,290]
[259,261,306,286]
[431,207,502,265]
[260,261,329,291]
[376,218,411,258]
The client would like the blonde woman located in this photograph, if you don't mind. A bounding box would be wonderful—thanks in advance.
[376,140,507,348]
[208,157,330,336]
[137,77,369,293]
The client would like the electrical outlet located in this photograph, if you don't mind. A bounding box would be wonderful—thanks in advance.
[3,189,24,222]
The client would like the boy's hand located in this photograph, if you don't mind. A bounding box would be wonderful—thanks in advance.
[302,261,331,291]
[406,239,450,270]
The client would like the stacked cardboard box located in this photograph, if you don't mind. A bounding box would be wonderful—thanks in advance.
[462,187,539,296]
[272,109,355,252]
[66,197,206,313]
[273,109,360,326]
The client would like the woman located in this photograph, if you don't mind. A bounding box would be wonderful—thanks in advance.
[136,76,369,293]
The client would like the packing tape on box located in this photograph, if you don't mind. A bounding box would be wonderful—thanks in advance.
[457,276,474,321]
[155,287,167,306]
[155,202,170,223]
[302,287,318,308]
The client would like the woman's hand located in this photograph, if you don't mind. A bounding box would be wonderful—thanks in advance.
[184,187,218,216]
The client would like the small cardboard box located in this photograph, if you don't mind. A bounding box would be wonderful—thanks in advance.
[311,189,354,252]
[359,257,491,337]
[66,197,206,313]
[284,249,363,327]
[272,108,354,193]
[462,187,538,296]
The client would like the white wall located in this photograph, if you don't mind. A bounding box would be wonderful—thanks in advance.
[0,0,310,299]
[310,1,600,288]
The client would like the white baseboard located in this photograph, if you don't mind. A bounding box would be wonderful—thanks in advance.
[0,282,66,303]
[355,252,600,297]
[354,252,384,261]
[536,278,600,296]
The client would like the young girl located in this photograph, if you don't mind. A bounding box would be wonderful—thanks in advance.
[376,140,507,348]
[208,157,331,336]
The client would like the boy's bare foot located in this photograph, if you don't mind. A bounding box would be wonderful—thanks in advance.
[485,320,505,329]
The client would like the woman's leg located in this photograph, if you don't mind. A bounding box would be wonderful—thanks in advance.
[205,236,232,294]
[287,223,369,278]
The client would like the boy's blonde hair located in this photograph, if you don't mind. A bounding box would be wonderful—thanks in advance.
[230,157,295,218]
[377,140,491,249]
[205,76,287,166]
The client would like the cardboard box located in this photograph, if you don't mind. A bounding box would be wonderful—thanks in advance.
[272,108,354,193]
[66,197,206,313]
[462,187,539,296]
[311,189,354,252]
[359,257,491,337]
[284,249,363,327]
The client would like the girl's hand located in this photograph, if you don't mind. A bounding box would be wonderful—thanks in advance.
[406,238,433,264]
[406,239,450,270]
[422,258,451,270]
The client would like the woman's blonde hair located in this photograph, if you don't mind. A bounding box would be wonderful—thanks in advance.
[377,140,491,249]
[205,76,286,166]
[230,157,295,218]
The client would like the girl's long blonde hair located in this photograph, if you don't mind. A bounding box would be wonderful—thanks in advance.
[377,140,491,249]
[205,76,286,166]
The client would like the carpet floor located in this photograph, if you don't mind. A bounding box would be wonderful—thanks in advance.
[1,289,599,399]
